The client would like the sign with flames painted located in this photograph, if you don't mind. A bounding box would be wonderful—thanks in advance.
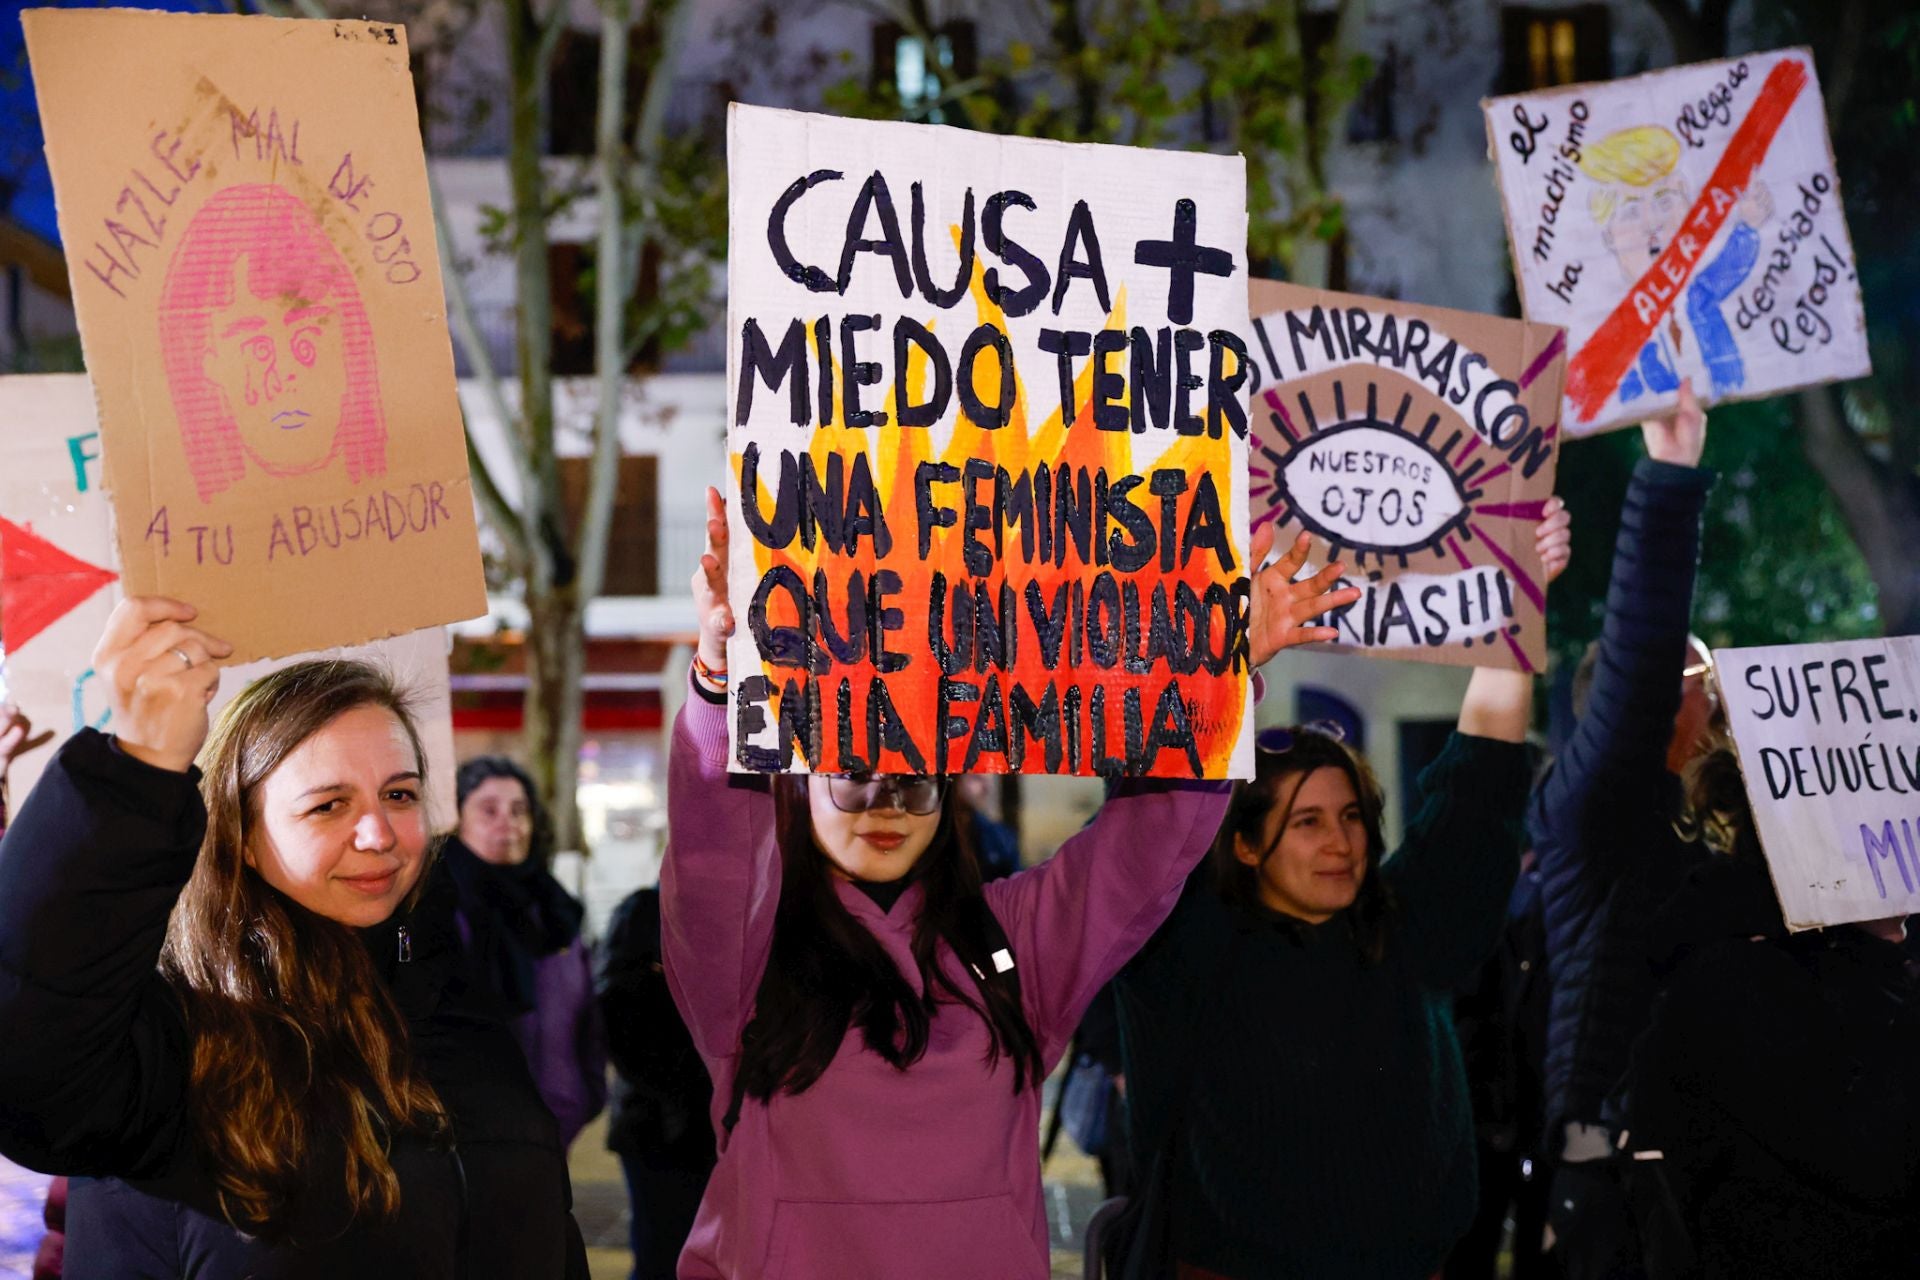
[725,105,1253,778]
[1245,280,1564,672]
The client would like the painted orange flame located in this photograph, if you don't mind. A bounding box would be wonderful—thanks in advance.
[734,245,1246,778]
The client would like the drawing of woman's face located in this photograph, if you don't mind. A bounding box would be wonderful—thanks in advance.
[203,254,347,477]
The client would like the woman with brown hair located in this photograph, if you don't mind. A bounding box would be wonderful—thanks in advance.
[0,597,586,1279]
[1109,506,1573,1280]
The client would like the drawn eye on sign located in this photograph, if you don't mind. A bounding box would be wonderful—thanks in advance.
[1245,279,1566,672]
[1257,380,1475,565]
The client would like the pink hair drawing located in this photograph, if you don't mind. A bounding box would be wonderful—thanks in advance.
[158,183,386,503]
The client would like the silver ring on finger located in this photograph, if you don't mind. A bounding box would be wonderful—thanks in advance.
[171,646,194,670]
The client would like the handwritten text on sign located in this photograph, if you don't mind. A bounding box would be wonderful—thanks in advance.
[726,106,1253,778]
[1244,281,1564,672]
[1484,48,1869,436]
[1717,636,1920,931]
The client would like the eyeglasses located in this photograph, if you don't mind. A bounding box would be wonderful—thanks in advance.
[1255,720,1348,754]
[819,773,947,815]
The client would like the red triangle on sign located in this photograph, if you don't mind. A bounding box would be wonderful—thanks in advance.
[0,517,120,654]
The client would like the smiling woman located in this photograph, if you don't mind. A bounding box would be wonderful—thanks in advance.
[158,183,388,503]
[0,597,587,1278]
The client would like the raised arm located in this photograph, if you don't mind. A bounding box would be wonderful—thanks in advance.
[661,486,781,1062]
[985,527,1360,1058]
[1531,385,1715,874]
[0,597,229,1175]
[1385,506,1570,988]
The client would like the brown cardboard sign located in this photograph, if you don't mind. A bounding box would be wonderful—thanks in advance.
[23,8,485,662]
[1245,279,1565,672]
[0,375,460,826]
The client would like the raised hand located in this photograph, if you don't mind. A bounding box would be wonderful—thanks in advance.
[1246,527,1362,670]
[1642,377,1706,468]
[690,485,733,677]
[1536,495,1573,584]
[92,597,231,773]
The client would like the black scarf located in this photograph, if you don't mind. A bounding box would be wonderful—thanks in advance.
[441,836,584,1014]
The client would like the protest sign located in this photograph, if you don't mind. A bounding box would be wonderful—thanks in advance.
[726,104,1252,778]
[1484,48,1870,436]
[0,375,457,824]
[1715,636,1920,931]
[1244,279,1563,671]
[23,8,486,662]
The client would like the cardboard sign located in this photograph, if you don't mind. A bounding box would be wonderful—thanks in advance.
[1244,280,1563,671]
[1716,636,1920,931]
[23,8,486,661]
[0,375,458,827]
[726,105,1253,778]
[1484,48,1870,436]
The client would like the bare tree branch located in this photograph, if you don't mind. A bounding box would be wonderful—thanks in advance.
[431,171,533,561]
[575,0,635,603]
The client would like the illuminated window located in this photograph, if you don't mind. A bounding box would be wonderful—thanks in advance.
[1500,5,1611,93]
[871,21,977,123]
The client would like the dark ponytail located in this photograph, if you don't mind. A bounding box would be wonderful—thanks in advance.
[731,779,1044,1115]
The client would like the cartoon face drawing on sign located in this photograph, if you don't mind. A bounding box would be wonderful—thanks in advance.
[1580,126,1774,406]
[158,183,386,502]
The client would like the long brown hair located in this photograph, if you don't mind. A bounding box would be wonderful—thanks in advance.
[158,660,447,1235]
[731,778,1043,1113]
[1210,727,1393,961]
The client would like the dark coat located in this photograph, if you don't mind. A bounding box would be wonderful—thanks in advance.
[1530,457,1714,1136]
[595,887,714,1172]
[0,730,588,1279]
[1622,859,1920,1278]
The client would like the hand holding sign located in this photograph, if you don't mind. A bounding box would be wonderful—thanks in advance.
[1640,378,1707,468]
[694,485,734,677]
[93,597,231,773]
[1536,497,1573,583]
[1247,530,1361,669]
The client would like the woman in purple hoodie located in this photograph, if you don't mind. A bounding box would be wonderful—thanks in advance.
[661,486,1358,1279]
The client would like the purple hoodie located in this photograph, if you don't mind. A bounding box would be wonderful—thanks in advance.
[662,690,1228,1279]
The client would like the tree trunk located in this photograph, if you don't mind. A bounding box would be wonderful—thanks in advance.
[1797,385,1920,635]
[525,586,588,851]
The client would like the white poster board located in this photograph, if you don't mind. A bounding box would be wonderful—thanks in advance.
[0,375,457,826]
[725,105,1254,779]
[1716,636,1920,931]
[1484,48,1870,436]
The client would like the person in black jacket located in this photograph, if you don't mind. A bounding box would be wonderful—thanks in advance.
[1531,381,1716,1280]
[1620,747,1920,1279]
[0,596,587,1279]
[596,886,715,1280]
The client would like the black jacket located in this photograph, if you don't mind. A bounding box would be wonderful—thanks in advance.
[1530,458,1713,1136]
[0,730,588,1279]
[1622,859,1920,1278]
[595,887,714,1170]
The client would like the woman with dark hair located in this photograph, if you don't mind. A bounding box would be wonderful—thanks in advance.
[662,486,1359,1279]
[444,755,606,1147]
[1110,506,1573,1280]
[0,597,586,1278]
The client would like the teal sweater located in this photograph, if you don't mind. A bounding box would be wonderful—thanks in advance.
[1116,733,1532,1280]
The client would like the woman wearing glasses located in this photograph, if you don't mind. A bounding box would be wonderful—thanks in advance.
[1108,505,1574,1280]
[662,486,1358,1280]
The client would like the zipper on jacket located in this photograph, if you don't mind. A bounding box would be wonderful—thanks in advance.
[397,924,412,963]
